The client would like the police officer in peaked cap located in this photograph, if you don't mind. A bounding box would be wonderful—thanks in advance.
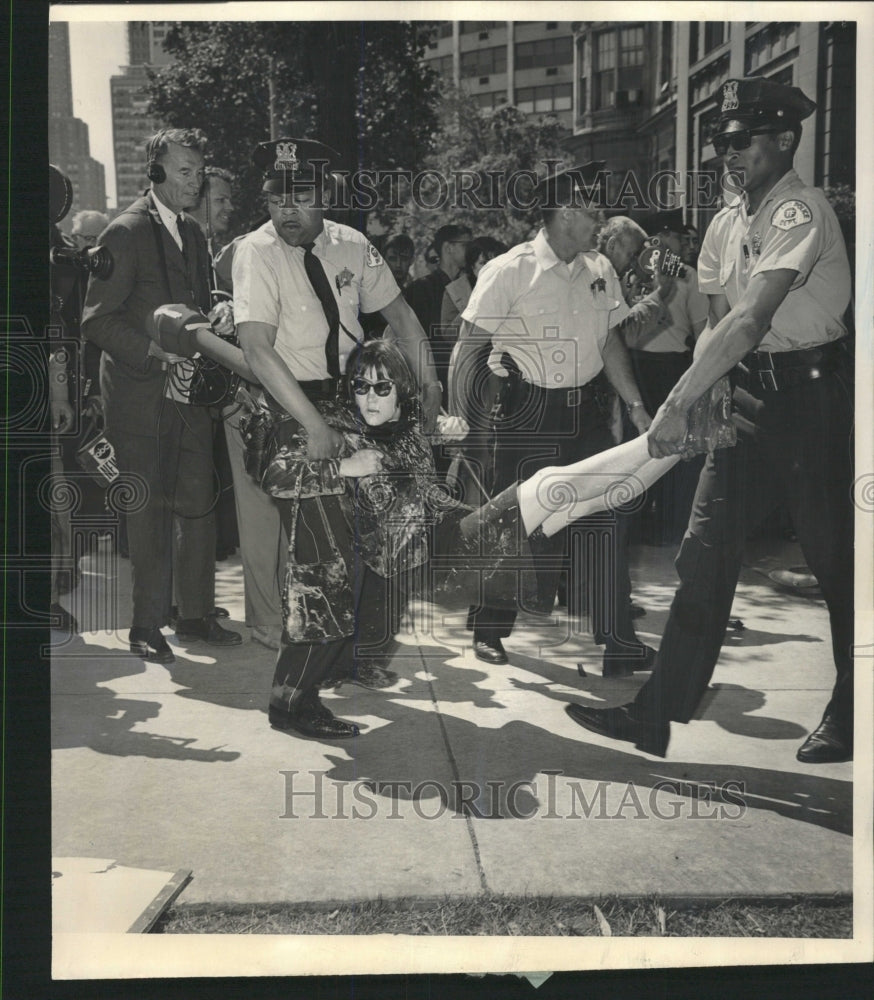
[566,77,855,765]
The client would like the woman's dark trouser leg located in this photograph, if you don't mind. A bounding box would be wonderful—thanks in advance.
[269,495,356,722]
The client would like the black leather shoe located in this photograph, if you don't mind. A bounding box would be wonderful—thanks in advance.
[473,636,509,665]
[174,615,242,646]
[170,605,229,628]
[796,714,852,763]
[602,644,656,678]
[269,702,359,739]
[565,702,669,757]
[129,626,175,664]
[50,603,79,634]
[351,663,398,689]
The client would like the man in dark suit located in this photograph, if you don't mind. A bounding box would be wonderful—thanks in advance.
[82,128,241,663]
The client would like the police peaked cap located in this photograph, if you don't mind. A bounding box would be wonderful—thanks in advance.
[713,77,816,130]
[534,161,608,210]
[642,208,686,238]
[253,138,341,193]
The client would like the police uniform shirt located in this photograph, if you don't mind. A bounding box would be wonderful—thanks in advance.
[698,169,850,352]
[461,228,630,389]
[232,218,399,380]
[623,267,709,354]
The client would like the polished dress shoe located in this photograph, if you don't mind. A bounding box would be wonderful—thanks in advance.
[174,615,242,646]
[268,699,359,739]
[796,713,852,763]
[129,626,175,664]
[170,604,229,628]
[601,643,656,678]
[472,636,509,665]
[565,702,669,757]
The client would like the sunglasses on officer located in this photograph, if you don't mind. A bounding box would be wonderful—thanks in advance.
[712,127,778,157]
[351,376,396,397]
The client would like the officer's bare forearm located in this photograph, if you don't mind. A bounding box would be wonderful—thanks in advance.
[379,294,440,392]
[601,326,645,406]
[192,329,259,382]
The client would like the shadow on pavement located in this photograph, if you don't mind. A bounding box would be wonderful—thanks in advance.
[51,636,240,763]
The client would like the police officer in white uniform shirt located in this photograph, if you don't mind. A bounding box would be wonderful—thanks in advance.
[450,163,654,674]
[234,138,441,459]
[566,77,854,764]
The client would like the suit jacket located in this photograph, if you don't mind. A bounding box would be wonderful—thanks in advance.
[81,192,212,436]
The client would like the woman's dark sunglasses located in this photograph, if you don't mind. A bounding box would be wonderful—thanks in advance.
[352,377,395,397]
[712,127,777,156]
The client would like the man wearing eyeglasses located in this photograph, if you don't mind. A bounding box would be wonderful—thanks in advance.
[566,77,854,764]
[70,210,110,249]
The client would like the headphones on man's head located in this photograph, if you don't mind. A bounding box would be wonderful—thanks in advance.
[146,129,172,185]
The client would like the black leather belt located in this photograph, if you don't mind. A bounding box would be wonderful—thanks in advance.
[739,339,849,391]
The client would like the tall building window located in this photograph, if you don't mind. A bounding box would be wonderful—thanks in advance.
[703,22,727,53]
[593,25,645,109]
[659,22,673,92]
[515,36,573,70]
[515,83,573,113]
[474,91,509,109]
[427,54,453,76]
[460,45,507,77]
[460,21,502,35]
[618,25,645,91]
[745,23,799,73]
[594,29,616,109]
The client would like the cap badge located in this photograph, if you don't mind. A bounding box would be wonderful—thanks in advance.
[721,80,739,113]
[274,141,299,173]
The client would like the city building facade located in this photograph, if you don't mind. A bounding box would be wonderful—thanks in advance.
[49,21,107,229]
[423,20,855,237]
[110,21,173,210]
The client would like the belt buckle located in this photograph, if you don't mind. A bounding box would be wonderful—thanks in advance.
[567,386,582,407]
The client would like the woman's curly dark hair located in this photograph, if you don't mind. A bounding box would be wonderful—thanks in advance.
[344,339,421,427]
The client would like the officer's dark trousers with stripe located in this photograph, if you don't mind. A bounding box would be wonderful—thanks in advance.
[632,361,854,737]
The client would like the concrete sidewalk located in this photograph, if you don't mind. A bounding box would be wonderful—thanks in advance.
[51,537,853,906]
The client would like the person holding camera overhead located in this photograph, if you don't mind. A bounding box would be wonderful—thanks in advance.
[82,127,243,665]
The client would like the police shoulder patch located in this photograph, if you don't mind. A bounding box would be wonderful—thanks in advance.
[365,241,384,268]
[770,199,813,231]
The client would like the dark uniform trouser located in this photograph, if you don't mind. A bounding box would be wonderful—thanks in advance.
[269,495,400,718]
[111,403,216,629]
[632,360,854,732]
[629,349,704,543]
[467,377,637,645]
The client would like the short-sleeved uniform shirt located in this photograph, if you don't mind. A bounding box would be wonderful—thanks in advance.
[698,169,850,352]
[623,267,709,354]
[461,228,630,389]
[233,218,399,379]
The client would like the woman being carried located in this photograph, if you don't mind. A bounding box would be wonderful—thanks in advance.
[256,339,679,740]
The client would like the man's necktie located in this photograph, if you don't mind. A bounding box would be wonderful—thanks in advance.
[302,242,341,378]
[176,214,188,258]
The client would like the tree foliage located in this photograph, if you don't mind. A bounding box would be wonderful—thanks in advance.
[380,86,570,252]
[145,21,441,231]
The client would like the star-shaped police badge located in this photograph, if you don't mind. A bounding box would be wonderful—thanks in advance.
[335,267,354,293]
